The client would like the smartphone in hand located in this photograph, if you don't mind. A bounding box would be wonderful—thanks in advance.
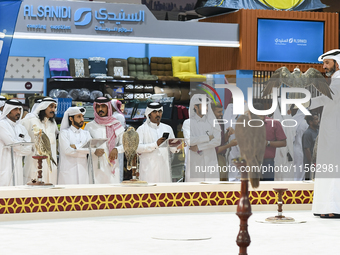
[162,132,169,139]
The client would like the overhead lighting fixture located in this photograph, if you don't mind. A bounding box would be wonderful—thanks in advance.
[13,32,240,48]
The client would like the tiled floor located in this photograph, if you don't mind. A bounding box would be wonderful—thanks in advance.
[0,210,338,255]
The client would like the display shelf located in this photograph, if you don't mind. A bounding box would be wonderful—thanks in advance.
[47,78,190,98]
[47,78,106,97]
[47,78,190,128]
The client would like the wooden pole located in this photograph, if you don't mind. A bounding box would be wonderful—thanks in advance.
[274,188,287,218]
[234,161,252,255]
[27,155,53,186]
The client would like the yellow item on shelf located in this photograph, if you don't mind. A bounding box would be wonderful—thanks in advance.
[171,56,206,82]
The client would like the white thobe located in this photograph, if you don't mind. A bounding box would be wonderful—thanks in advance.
[113,111,126,182]
[273,103,296,181]
[85,121,124,184]
[183,115,220,182]
[0,118,32,186]
[311,71,340,214]
[113,112,126,128]
[21,117,58,184]
[136,122,175,183]
[58,126,92,185]
[222,103,241,181]
[293,110,309,181]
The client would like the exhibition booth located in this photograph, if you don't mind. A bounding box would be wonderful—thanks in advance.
[0,0,338,220]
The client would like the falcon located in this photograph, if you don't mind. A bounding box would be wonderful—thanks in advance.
[32,124,57,171]
[234,113,266,188]
[262,66,333,100]
[123,126,139,170]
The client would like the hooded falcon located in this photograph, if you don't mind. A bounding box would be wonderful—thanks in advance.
[234,113,266,188]
[123,126,139,170]
[32,124,57,171]
[262,66,333,100]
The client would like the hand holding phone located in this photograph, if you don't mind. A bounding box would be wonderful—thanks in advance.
[162,132,169,139]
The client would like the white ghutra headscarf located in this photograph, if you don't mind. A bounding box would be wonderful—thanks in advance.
[318,49,340,77]
[23,97,57,120]
[145,102,163,124]
[0,96,6,109]
[189,94,221,132]
[60,107,86,131]
[0,99,23,121]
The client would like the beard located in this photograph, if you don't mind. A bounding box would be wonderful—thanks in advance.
[325,66,336,77]
[47,112,55,118]
[98,110,107,117]
[73,120,84,128]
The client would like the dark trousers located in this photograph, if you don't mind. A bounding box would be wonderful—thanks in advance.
[261,158,275,181]
[217,154,228,181]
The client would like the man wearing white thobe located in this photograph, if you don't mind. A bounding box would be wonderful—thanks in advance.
[111,99,126,128]
[311,49,340,218]
[136,102,178,183]
[183,94,221,182]
[293,108,309,180]
[0,96,6,116]
[85,97,124,184]
[111,99,126,182]
[222,102,242,181]
[0,99,32,186]
[24,98,42,120]
[58,107,92,185]
[21,97,59,184]
[273,100,296,181]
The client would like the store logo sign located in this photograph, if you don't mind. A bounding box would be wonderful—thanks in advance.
[275,37,308,46]
[74,8,92,26]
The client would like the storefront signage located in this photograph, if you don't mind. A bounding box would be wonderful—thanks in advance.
[22,4,145,33]
[14,0,239,46]
[18,1,150,35]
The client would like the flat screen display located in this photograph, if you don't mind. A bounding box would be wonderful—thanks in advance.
[257,19,324,63]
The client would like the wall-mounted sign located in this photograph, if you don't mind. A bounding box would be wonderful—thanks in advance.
[22,4,145,33]
[14,0,239,47]
[2,56,44,93]
[257,19,324,63]
[25,82,32,90]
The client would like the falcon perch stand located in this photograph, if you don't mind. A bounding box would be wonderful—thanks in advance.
[26,155,54,186]
[122,154,147,184]
[233,158,252,255]
[265,188,294,222]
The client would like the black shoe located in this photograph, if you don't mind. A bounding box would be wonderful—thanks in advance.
[320,214,340,218]
[313,213,321,217]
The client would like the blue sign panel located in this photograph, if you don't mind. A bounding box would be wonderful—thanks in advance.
[0,0,22,92]
[22,4,145,33]
[257,19,324,63]
[14,0,239,47]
